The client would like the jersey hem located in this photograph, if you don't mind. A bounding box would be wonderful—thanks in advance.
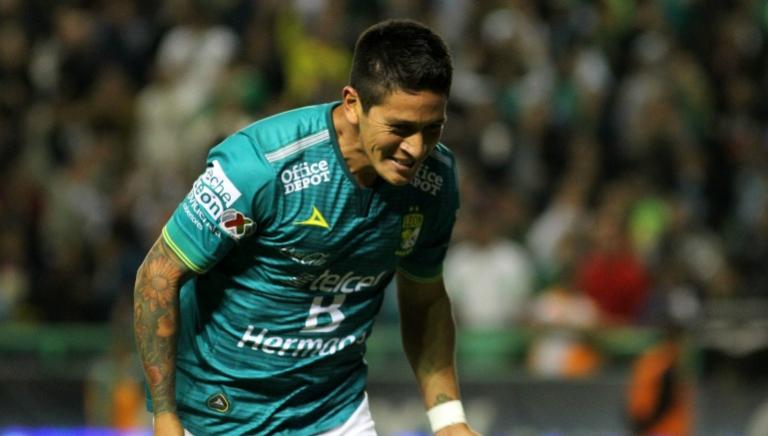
[174,392,366,436]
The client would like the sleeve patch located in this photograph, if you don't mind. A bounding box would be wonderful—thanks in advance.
[219,209,257,240]
[192,160,242,220]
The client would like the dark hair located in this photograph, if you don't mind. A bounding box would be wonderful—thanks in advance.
[350,19,453,112]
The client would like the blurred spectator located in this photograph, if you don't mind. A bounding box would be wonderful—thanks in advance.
[0,0,763,344]
[98,0,160,88]
[0,165,43,321]
[625,323,694,436]
[526,233,602,379]
[275,0,351,106]
[85,294,149,428]
[527,131,597,285]
[0,18,32,169]
[732,204,768,297]
[444,204,534,330]
[135,0,238,177]
[747,397,768,436]
[0,229,29,321]
[660,198,738,299]
[576,181,652,324]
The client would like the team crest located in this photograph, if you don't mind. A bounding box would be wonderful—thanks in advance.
[206,392,230,413]
[396,207,423,256]
[219,209,256,239]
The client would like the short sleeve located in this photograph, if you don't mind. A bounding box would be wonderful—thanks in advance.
[162,132,276,273]
[397,159,460,282]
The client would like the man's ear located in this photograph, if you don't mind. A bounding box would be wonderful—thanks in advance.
[342,86,361,126]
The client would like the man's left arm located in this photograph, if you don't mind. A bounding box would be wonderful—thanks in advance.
[396,271,477,436]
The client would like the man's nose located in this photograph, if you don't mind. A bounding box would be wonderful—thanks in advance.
[402,132,426,158]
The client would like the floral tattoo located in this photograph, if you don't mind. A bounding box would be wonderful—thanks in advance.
[134,238,185,414]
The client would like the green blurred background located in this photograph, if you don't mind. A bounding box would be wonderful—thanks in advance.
[2,0,768,434]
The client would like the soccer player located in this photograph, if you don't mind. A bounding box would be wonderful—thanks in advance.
[134,19,475,435]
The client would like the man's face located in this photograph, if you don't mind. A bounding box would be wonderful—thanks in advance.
[354,89,447,186]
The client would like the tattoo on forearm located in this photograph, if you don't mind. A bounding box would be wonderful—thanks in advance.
[433,393,454,407]
[134,240,183,414]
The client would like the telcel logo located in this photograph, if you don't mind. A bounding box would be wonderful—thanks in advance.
[310,269,389,293]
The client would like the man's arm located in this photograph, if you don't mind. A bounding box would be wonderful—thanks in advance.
[396,272,476,435]
[134,236,192,435]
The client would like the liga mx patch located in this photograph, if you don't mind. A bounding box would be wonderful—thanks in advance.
[206,392,231,414]
[219,209,256,239]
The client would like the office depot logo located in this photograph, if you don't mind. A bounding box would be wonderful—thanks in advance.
[280,160,331,195]
[410,165,443,195]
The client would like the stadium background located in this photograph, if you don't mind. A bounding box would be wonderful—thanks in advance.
[1,0,768,434]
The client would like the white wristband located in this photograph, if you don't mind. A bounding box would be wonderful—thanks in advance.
[427,400,466,433]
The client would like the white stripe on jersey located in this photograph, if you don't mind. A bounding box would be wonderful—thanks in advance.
[265,130,330,162]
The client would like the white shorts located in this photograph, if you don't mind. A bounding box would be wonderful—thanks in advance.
[171,392,377,435]
[317,393,377,436]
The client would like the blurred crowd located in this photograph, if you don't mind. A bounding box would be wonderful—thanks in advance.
[1,0,767,343]
[1,0,767,430]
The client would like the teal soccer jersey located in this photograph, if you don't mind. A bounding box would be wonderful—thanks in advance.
[159,102,459,434]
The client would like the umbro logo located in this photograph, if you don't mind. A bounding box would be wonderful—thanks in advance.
[294,206,329,229]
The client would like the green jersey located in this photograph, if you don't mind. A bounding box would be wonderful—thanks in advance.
[158,102,459,434]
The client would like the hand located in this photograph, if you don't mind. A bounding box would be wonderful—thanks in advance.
[154,412,185,436]
[435,423,480,436]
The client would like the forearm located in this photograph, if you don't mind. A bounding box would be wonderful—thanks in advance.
[399,285,461,408]
[133,238,185,415]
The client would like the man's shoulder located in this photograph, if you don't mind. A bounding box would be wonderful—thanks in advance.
[426,143,456,173]
[236,103,335,165]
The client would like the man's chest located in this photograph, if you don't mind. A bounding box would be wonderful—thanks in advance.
[241,183,429,289]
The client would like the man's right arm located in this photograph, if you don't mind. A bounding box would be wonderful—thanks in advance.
[134,235,192,435]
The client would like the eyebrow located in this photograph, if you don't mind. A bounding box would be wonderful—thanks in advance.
[385,117,446,127]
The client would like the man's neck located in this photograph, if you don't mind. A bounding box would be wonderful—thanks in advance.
[332,105,378,187]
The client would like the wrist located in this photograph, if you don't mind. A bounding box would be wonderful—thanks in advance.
[154,409,179,419]
[427,400,466,433]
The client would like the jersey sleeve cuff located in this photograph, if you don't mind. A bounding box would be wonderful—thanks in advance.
[396,265,443,283]
[162,226,206,274]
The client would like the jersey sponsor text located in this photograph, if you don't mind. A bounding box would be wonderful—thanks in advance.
[410,165,443,195]
[183,197,223,238]
[310,269,388,293]
[281,160,331,194]
[237,326,366,357]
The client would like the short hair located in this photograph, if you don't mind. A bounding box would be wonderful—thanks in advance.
[350,19,453,112]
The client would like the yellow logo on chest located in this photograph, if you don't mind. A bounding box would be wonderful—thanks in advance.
[294,206,329,229]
